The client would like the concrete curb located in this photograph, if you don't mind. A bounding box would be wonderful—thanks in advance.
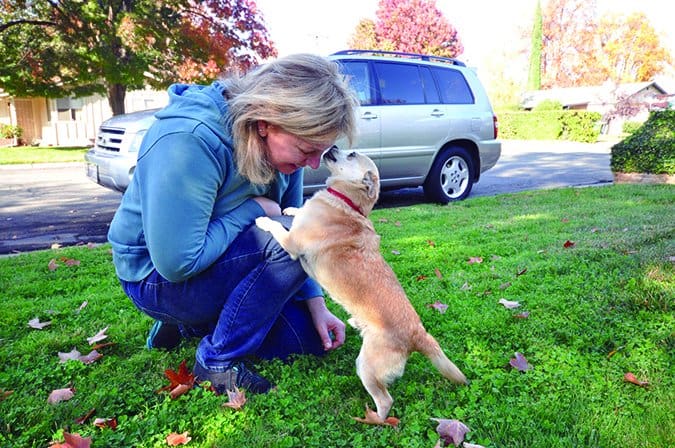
[0,162,83,171]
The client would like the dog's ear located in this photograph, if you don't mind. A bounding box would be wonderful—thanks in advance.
[362,170,378,199]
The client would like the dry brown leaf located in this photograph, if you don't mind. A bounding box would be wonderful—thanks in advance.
[431,418,469,446]
[1,388,14,401]
[48,387,75,404]
[624,372,649,387]
[353,405,399,427]
[222,386,247,410]
[50,431,91,448]
[93,417,118,430]
[74,408,96,425]
[467,257,483,264]
[48,258,59,271]
[166,431,192,446]
[169,384,191,400]
[498,298,520,309]
[86,326,109,345]
[28,317,52,329]
[427,301,448,314]
[509,352,532,372]
[434,267,443,279]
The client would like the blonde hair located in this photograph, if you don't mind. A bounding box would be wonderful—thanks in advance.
[224,54,359,185]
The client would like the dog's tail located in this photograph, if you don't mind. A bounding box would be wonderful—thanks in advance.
[416,332,468,385]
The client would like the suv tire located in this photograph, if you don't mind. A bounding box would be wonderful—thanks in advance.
[423,146,475,203]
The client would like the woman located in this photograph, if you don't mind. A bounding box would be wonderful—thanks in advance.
[108,54,358,394]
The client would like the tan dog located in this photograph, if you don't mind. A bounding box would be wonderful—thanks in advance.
[256,147,467,424]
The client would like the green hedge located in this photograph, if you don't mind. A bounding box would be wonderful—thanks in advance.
[498,110,601,143]
[611,110,675,174]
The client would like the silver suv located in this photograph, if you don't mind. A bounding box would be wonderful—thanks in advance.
[85,50,501,202]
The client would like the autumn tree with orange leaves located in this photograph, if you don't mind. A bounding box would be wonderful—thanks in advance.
[539,0,671,88]
[0,0,276,115]
[349,0,463,58]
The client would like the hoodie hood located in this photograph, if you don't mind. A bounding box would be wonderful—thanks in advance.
[156,81,232,145]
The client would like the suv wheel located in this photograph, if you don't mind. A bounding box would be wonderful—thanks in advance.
[423,146,475,203]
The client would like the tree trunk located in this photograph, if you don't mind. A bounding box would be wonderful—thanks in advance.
[107,84,127,116]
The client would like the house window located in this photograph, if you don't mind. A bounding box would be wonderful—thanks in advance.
[56,97,83,121]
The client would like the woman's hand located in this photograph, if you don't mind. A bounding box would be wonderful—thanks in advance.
[253,196,282,217]
[306,296,346,352]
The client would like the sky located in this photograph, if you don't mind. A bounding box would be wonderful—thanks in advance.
[254,0,675,90]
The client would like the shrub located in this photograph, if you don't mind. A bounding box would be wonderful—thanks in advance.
[0,124,22,139]
[560,110,602,143]
[622,121,642,135]
[533,99,563,111]
[498,110,600,142]
[611,110,675,174]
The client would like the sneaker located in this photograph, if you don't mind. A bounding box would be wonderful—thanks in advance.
[146,320,182,350]
[193,360,273,394]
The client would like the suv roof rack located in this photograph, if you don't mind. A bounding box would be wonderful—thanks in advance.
[331,49,466,67]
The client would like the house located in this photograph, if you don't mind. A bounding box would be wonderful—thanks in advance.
[0,88,168,147]
[521,81,672,134]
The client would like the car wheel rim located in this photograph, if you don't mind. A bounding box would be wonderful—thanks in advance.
[440,156,469,199]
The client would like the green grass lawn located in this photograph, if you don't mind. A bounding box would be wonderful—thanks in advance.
[0,146,89,164]
[1,184,673,447]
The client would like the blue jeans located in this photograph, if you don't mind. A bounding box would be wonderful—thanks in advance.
[120,216,325,370]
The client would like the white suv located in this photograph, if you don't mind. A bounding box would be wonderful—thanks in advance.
[85,50,500,202]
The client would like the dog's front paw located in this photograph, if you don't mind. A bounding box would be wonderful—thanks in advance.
[282,207,300,216]
[255,216,275,232]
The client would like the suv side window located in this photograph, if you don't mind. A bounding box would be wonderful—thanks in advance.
[431,67,475,104]
[374,62,425,105]
[420,66,440,104]
[338,61,375,106]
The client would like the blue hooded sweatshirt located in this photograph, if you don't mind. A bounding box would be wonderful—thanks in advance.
[108,82,319,299]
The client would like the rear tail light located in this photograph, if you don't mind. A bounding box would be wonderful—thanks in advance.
[493,114,499,139]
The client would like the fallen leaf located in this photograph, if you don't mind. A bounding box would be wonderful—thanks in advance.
[513,312,530,319]
[353,405,399,427]
[62,257,81,267]
[90,341,116,351]
[467,257,483,264]
[1,388,13,401]
[460,281,472,291]
[509,352,532,372]
[166,431,192,446]
[391,250,401,255]
[50,431,91,448]
[463,444,487,448]
[427,301,448,314]
[561,217,569,223]
[394,221,401,227]
[51,243,62,250]
[498,298,520,309]
[434,267,443,279]
[563,240,576,248]
[59,348,82,363]
[48,387,75,404]
[79,350,103,365]
[93,417,118,430]
[58,348,103,365]
[74,408,96,425]
[624,372,649,387]
[427,240,436,247]
[416,275,428,281]
[499,282,511,290]
[516,267,528,276]
[222,386,247,410]
[169,383,191,400]
[431,418,469,447]
[87,326,109,345]
[159,360,196,396]
[48,258,59,271]
[77,301,88,313]
[28,317,52,329]
[607,345,624,359]
[378,218,388,223]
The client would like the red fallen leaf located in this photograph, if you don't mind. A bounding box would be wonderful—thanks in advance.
[28,317,52,329]
[166,431,192,446]
[513,312,530,319]
[159,360,196,395]
[87,326,109,345]
[563,240,576,248]
[427,301,448,314]
[74,408,96,425]
[169,384,191,400]
[48,258,59,271]
[93,417,118,430]
[624,372,649,387]
[1,388,14,401]
[431,418,469,446]
[416,275,428,281]
[498,298,520,309]
[61,257,81,267]
[222,386,247,410]
[90,341,116,351]
[467,257,483,264]
[434,267,443,279]
[427,240,436,247]
[50,431,92,448]
[48,387,75,404]
[509,352,532,372]
[353,405,399,427]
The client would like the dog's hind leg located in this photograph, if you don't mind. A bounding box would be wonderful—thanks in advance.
[355,340,405,422]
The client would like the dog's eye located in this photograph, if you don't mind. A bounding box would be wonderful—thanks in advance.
[347,152,357,158]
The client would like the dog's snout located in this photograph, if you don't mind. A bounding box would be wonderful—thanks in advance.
[322,145,338,163]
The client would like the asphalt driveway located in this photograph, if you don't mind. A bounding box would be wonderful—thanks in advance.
[0,139,615,254]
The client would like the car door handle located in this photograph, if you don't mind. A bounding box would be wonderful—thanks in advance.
[360,112,378,120]
[430,109,445,117]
